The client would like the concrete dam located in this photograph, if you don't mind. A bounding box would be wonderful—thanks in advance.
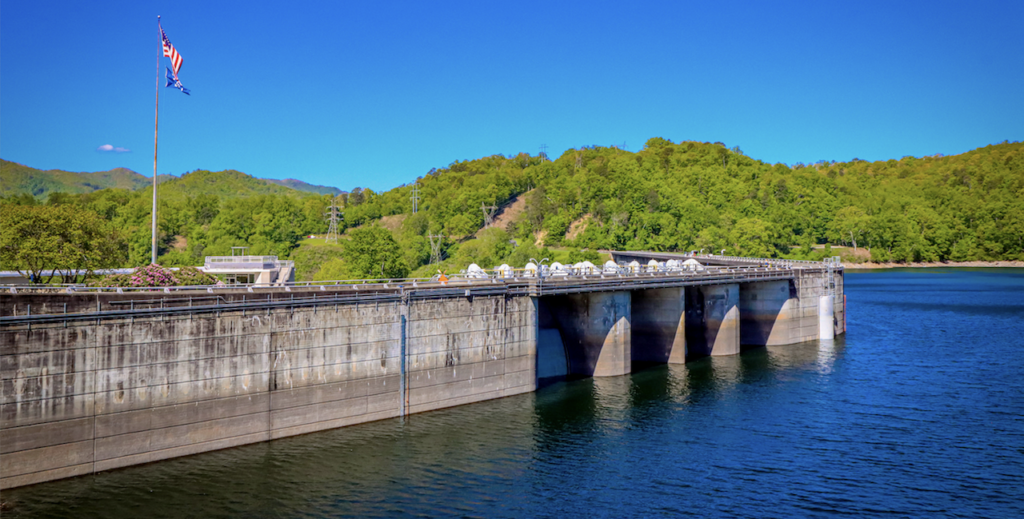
[0,254,845,489]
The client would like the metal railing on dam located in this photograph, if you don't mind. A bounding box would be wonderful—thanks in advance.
[0,256,845,489]
[1,263,826,324]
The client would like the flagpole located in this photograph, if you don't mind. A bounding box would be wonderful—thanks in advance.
[152,15,161,265]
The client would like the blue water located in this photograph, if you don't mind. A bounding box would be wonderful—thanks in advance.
[4,269,1024,518]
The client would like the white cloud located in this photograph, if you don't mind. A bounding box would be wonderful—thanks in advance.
[97,144,131,153]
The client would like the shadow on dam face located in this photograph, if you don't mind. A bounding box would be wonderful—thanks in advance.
[536,293,631,380]
[536,281,814,381]
[738,280,796,352]
[684,284,741,359]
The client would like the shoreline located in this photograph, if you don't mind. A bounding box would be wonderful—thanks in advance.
[842,260,1024,269]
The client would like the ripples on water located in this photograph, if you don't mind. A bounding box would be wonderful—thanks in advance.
[5,268,1023,518]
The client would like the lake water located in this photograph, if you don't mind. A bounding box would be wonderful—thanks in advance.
[4,269,1024,518]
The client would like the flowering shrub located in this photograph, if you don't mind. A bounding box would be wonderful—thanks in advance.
[175,266,219,286]
[90,264,218,287]
[128,264,177,286]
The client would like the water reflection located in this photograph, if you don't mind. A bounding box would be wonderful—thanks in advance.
[6,340,844,519]
[5,395,543,519]
[12,308,1016,519]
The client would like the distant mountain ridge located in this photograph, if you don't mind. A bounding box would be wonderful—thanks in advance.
[0,159,345,199]
[0,159,152,197]
[263,178,345,195]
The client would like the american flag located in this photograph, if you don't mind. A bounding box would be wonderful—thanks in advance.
[160,25,183,76]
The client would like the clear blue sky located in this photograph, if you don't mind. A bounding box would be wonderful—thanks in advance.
[2,0,1021,192]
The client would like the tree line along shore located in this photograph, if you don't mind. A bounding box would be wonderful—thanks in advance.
[1,139,1021,283]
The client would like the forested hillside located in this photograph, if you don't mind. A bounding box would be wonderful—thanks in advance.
[344,138,1023,267]
[2,140,1021,282]
[0,160,345,199]
[0,159,152,198]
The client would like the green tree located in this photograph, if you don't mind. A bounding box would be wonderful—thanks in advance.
[313,258,349,281]
[445,214,476,237]
[187,194,220,226]
[828,206,871,252]
[731,217,778,257]
[0,205,126,283]
[454,227,513,268]
[289,243,345,281]
[344,226,408,279]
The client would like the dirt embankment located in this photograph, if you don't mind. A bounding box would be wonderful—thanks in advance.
[565,214,593,242]
[486,192,527,231]
[171,235,188,251]
[343,214,406,236]
[378,214,406,232]
[843,260,1024,269]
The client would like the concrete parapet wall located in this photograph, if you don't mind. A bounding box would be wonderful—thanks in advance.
[0,294,535,489]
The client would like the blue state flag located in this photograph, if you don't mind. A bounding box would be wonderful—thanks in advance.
[165,67,190,95]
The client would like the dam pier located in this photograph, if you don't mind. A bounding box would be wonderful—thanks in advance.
[0,253,845,489]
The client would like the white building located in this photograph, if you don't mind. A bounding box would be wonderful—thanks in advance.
[201,248,294,285]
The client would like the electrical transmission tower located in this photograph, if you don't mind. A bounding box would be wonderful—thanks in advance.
[481,202,498,226]
[574,149,582,171]
[428,234,444,265]
[410,182,421,214]
[539,143,548,161]
[324,197,342,244]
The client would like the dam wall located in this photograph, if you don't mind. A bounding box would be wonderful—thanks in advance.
[0,293,536,489]
[2,264,843,489]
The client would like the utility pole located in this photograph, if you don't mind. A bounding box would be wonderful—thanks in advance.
[410,182,420,214]
[324,196,342,244]
[428,234,444,265]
